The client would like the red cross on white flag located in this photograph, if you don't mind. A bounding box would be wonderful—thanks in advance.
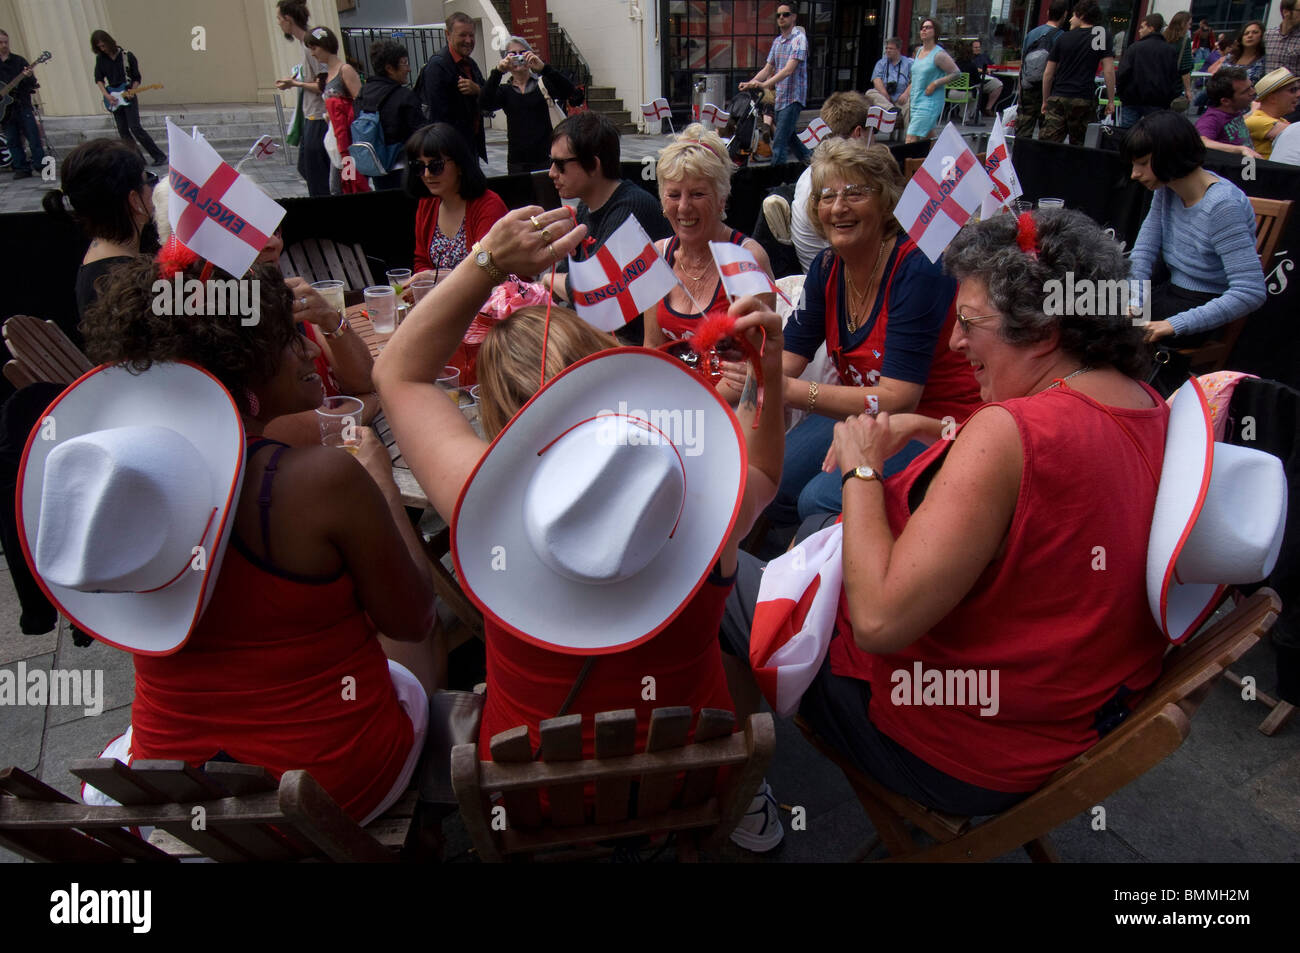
[979,114,1023,220]
[797,117,832,150]
[568,217,680,332]
[165,120,285,278]
[865,105,898,135]
[699,102,730,125]
[893,123,995,263]
[641,98,671,121]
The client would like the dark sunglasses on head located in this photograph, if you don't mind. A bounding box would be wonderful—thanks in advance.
[548,155,579,172]
[412,157,447,177]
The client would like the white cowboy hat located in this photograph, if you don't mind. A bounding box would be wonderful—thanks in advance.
[1147,377,1287,643]
[17,362,245,655]
[452,347,746,655]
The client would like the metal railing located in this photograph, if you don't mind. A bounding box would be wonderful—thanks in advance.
[548,20,593,93]
[341,26,447,82]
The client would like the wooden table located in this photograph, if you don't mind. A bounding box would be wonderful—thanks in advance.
[346,305,483,638]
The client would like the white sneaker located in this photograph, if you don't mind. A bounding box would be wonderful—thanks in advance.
[729,779,784,852]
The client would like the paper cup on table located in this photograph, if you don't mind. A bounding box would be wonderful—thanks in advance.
[364,285,397,334]
[316,395,365,454]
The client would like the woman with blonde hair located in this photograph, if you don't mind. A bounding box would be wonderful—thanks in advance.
[771,137,979,525]
[642,124,774,399]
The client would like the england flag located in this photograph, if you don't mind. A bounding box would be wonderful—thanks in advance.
[699,102,730,125]
[797,117,832,150]
[710,241,779,301]
[165,120,285,278]
[568,217,679,332]
[979,114,1023,220]
[866,105,898,135]
[894,123,994,263]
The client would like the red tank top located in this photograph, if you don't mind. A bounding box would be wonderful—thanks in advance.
[829,384,1170,792]
[131,439,413,822]
[479,575,736,760]
[655,231,748,342]
[822,239,981,423]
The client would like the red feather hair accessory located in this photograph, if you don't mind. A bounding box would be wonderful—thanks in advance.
[156,236,199,278]
[656,310,766,428]
[1015,212,1039,260]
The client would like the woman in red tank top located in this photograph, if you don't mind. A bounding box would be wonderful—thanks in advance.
[375,206,789,851]
[80,256,440,824]
[725,209,1171,816]
[642,124,775,403]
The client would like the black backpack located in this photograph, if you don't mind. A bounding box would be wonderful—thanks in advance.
[1022,27,1061,85]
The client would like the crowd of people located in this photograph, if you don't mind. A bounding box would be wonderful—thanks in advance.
[3,2,1294,859]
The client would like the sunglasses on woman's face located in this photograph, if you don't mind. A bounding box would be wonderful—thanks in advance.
[412,157,448,177]
[143,170,159,188]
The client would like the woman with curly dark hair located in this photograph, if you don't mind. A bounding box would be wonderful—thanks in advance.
[721,209,1171,818]
[77,257,440,823]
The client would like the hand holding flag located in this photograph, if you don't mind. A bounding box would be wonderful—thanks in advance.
[709,241,782,303]
[567,217,679,332]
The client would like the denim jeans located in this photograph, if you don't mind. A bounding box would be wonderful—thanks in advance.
[796,438,929,521]
[1,102,46,173]
[1119,104,1164,129]
[772,101,810,164]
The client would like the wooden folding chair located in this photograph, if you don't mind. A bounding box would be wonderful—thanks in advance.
[2,314,92,390]
[453,707,775,862]
[278,238,375,291]
[0,760,421,862]
[796,588,1280,862]
[1178,197,1292,374]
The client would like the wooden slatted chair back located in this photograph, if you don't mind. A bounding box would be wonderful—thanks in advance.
[0,759,411,862]
[278,239,375,290]
[452,708,775,861]
[2,315,92,389]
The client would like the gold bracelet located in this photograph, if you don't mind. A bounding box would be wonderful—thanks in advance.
[806,380,819,415]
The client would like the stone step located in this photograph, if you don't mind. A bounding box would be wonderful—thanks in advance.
[587,87,616,98]
[42,107,280,132]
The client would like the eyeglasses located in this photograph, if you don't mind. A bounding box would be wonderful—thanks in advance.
[411,157,447,177]
[143,170,159,187]
[776,11,793,18]
[548,155,579,172]
[817,184,879,206]
[955,310,1000,334]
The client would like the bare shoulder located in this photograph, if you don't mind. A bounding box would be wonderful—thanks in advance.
[942,405,1023,479]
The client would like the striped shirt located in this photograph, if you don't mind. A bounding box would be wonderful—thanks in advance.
[767,27,808,110]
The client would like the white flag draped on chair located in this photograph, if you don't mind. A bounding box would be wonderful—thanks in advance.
[568,217,679,332]
[797,117,832,150]
[894,123,994,263]
[165,120,285,278]
[979,115,1023,221]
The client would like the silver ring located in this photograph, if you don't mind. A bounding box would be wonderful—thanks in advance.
[298,296,307,306]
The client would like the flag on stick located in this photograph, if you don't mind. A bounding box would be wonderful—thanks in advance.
[641,98,674,133]
[797,117,832,150]
[709,241,781,302]
[234,135,278,172]
[865,105,898,134]
[568,217,679,332]
[165,119,286,278]
[893,123,995,263]
[699,102,730,126]
[979,114,1023,221]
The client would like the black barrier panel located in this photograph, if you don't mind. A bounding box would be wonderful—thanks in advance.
[1011,137,1300,391]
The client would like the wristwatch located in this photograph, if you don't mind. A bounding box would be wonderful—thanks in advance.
[841,465,881,486]
[472,242,507,284]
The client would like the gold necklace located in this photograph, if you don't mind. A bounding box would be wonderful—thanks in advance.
[844,238,887,333]
[676,255,712,283]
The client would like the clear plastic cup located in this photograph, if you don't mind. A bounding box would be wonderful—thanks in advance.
[315,395,365,453]
[310,279,345,320]
[364,285,397,334]
[1037,198,1065,208]
[437,366,461,407]
[410,277,437,304]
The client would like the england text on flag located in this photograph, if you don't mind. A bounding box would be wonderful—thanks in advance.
[797,117,831,150]
[979,114,1023,221]
[165,120,285,278]
[567,217,680,332]
[893,123,994,263]
[709,241,778,301]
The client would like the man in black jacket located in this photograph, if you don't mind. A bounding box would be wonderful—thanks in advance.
[1116,14,1181,128]
[416,12,486,162]
[355,39,423,190]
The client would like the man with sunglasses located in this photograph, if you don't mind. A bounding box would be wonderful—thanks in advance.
[543,111,670,343]
[741,4,810,164]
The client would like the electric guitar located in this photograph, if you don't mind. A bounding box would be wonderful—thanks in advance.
[0,50,52,124]
[102,82,164,113]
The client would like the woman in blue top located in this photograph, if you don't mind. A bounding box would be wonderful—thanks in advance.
[906,19,961,142]
[1124,111,1266,395]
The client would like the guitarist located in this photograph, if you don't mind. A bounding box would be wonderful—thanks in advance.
[90,29,166,167]
[0,28,45,179]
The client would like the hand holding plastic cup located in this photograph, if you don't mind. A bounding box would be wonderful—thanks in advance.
[316,395,365,454]
[310,279,346,320]
[364,285,397,334]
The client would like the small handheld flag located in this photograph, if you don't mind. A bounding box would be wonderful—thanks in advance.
[709,241,780,302]
[568,217,680,332]
[979,114,1023,221]
[641,98,674,133]
[700,102,730,126]
[797,117,832,150]
[893,123,995,263]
